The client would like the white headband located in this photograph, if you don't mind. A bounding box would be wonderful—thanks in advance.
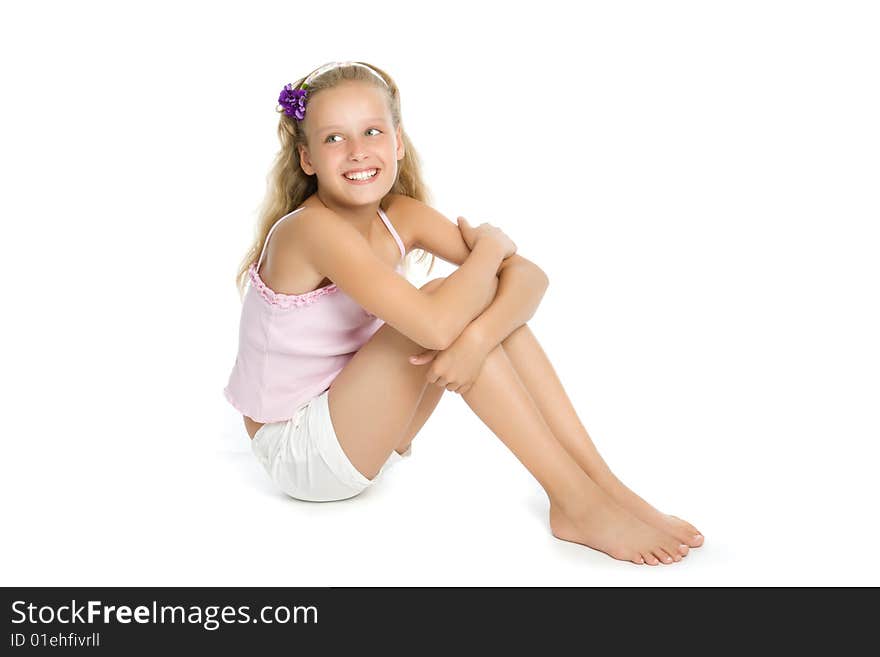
[302,61,388,88]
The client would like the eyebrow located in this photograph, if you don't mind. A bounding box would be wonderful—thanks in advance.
[315,117,388,132]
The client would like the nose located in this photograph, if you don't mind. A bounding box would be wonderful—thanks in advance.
[347,136,367,161]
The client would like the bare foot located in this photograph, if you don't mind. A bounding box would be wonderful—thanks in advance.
[596,476,704,549]
[549,499,689,565]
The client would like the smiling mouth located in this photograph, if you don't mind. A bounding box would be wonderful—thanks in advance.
[342,168,380,181]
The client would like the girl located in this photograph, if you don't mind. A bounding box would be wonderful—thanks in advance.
[224,60,703,566]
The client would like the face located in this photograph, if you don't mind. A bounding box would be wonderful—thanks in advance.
[298,81,404,202]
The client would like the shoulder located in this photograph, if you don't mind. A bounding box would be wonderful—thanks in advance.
[381,193,423,251]
[282,206,374,264]
[273,205,341,247]
[262,206,346,281]
[382,192,421,219]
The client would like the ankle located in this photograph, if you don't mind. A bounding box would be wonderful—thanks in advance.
[549,485,610,520]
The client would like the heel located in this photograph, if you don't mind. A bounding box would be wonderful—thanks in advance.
[549,503,576,542]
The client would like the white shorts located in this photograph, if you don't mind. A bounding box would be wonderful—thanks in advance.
[250,388,410,502]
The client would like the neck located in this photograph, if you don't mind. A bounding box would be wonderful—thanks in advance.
[314,189,381,229]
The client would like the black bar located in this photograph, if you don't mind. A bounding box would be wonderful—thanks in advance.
[1,587,873,651]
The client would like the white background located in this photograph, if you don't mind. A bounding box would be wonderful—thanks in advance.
[2,0,878,586]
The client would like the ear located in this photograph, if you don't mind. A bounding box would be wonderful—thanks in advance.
[395,124,405,161]
[298,144,315,175]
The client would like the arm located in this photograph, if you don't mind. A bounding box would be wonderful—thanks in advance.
[302,208,503,351]
[407,261,549,394]
[380,194,546,348]
[431,239,507,349]
[457,262,549,352]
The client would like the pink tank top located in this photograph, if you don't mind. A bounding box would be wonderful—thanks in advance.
[224,206,406,423]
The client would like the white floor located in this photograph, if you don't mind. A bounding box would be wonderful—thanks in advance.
[5,379,877,587]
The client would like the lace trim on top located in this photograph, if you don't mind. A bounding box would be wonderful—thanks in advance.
[247,263,340,308]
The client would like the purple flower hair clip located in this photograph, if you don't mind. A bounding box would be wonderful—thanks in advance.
[277,83,308,120]
[276,62,388,121]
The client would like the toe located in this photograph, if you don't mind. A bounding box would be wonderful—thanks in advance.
[656,549,676,564]
[675,519,703,546]
[678,543,690,557]
[669,515,702,547]
[664,540,685,560]
[669,549,683,562]
[644,553,659,566]
[652,549,673,565]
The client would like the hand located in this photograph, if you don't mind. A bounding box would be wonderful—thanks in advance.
[457,216,517,259]
[408,327,490,395]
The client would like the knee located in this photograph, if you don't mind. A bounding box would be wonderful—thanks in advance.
[419,276,448,294]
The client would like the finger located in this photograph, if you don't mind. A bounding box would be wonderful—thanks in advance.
[409,350,435,364]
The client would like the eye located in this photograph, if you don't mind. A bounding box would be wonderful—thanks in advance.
[324,128,383,143]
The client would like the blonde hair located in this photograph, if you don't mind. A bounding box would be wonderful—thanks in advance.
[234,61,436,300]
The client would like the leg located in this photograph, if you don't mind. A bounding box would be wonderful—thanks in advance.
[394,383,444,455]
[458,340,688,565]
[499,324,703,548]
[393,278,448,455]
[328,278,448,481]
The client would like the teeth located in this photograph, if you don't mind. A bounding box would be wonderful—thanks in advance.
[344,168,378,181]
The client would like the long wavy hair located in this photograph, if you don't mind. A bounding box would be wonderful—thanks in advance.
[234,61,436,300]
